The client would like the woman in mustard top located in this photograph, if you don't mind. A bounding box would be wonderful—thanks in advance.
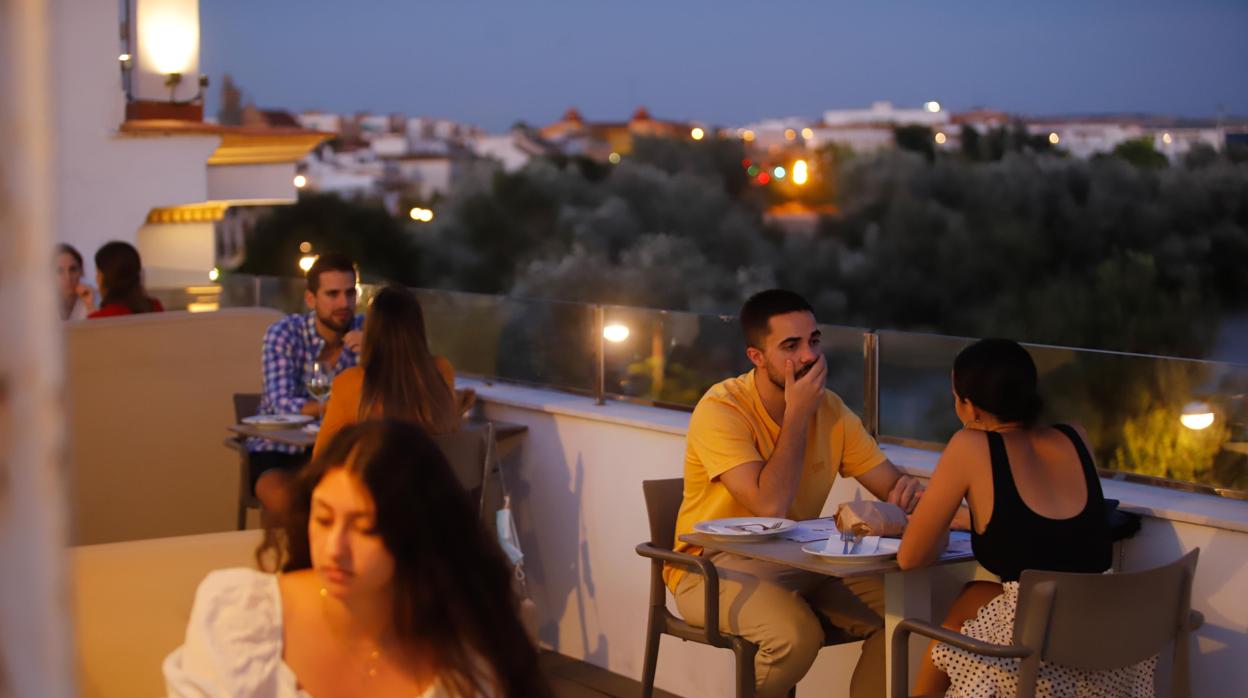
[315,285,464,456]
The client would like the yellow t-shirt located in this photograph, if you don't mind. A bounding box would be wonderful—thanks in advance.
[664,369,887,590]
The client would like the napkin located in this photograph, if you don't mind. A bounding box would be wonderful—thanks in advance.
[834,501,908,537]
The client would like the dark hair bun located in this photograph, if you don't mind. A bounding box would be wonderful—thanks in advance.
[953,338,1042,426]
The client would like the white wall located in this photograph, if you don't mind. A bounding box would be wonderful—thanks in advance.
[52,0,218,275]
[206,163,297,201]
[135,221,214,273]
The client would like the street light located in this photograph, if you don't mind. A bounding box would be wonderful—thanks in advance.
[298,254,318,273]
[293,174,307,188]
[772,165,786,180]
[934,132,947,145]
[608,152,621,164]
[207,267,219,282]
[792,159,809,185]
[1180,401,1215,431]
[742,129,756,143]
[801,127,814,140]
[784,128,796,141]
[409,207,434,222]
[1049,132,1061,145]
[924,101,941,113]
[603,324,630,343]
[690,127,705,141]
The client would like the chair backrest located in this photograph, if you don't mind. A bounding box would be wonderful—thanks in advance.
[431,422,493,495]
[1015,548,1200,670]
[233,392,261,422]
[641,478,685,550]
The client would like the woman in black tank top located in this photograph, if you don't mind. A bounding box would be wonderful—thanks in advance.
[897,339,1131,696]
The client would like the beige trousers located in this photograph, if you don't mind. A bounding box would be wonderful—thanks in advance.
[673,551,885,698]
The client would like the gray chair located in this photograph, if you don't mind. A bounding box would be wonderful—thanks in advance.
[227,393,263,530]
[430,421,496,521]
[634,478,850,698]
[891,549,1204,698]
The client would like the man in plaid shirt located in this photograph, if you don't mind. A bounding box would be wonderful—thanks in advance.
[248,251,364,516]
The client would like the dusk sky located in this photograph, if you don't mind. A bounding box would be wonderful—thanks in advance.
[200,0,1248,132]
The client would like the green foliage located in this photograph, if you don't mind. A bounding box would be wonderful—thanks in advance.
[893,125,934,160]
[237,193,422,284]
[1112,405,1228,485]
[1111,137,1169,170]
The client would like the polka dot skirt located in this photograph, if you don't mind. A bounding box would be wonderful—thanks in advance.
[932,582,1157,697]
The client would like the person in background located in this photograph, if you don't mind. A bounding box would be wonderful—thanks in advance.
[897,338,1139,696]
[55,243,96,320]
[165,419,552,697]
[86,241,163,318]
[248,251,363,518]
[314,285,464,457]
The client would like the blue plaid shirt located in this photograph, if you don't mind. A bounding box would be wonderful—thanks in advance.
[248,312,365,454]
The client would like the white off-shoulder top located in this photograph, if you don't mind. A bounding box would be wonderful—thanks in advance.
[164,568,460,698]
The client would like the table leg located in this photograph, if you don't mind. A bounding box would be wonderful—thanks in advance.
[883,560,987,696]
[883,567,931,697]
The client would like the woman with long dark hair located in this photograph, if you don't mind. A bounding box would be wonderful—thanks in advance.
[166,419,550,697]
[313,285,464,456]
[896,339,1149,696]
[87,240,163,318]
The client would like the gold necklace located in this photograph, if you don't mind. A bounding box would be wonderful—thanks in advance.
[320,588,384,680]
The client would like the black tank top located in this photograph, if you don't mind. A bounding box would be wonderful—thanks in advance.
[971,424,1112,582]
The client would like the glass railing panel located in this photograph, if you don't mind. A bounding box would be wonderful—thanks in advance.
[599,305,867,412]
[599,306,745,408]
[413,289,596,394]
[255,275,309,314]
[879,329,1247,496]
[1024,344,1248,496]
[877,330,974,445]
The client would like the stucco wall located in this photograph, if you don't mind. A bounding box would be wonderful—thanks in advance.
[51,0,218,275]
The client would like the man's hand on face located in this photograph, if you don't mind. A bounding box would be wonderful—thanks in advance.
[343,330,363,354]
[782,354,827,424]
[887,474,922,514]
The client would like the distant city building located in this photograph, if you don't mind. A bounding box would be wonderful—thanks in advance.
[472,129,558,173]
[540,107,691,161]
[822,101,948,128]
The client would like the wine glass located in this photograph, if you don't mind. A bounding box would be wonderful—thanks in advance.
[306,361,332,415]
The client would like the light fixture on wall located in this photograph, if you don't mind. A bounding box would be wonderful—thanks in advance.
[1180,401,1215,431]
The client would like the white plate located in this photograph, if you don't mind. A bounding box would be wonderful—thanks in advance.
[802,536,900,563]
[694,517,797,540]
[242,414,313,429]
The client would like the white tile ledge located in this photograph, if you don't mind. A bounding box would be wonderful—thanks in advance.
[465,378,1248,535]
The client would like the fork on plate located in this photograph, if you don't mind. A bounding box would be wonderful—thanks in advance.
[839,524,867,553]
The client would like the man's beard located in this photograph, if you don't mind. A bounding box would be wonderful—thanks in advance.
[765,361,814,389]
[318,310,352,335]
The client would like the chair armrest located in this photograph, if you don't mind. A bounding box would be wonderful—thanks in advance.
[891,618,1032,698]
[635,543,726,646]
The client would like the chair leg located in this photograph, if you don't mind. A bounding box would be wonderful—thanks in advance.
[787,687,797,698]
[640,622,661,698]
[236,453,250,530]
[733,640,758,698]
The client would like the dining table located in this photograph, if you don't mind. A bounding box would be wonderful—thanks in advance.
[680,525,987,696]
[228,417,528,449]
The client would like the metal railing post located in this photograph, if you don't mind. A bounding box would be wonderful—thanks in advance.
[594,305,606,405]
[863,331,880,440]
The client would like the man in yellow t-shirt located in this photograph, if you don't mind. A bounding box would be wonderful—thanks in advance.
[667,289,922,698]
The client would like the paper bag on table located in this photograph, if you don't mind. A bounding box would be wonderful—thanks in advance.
[834,500,908,537]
